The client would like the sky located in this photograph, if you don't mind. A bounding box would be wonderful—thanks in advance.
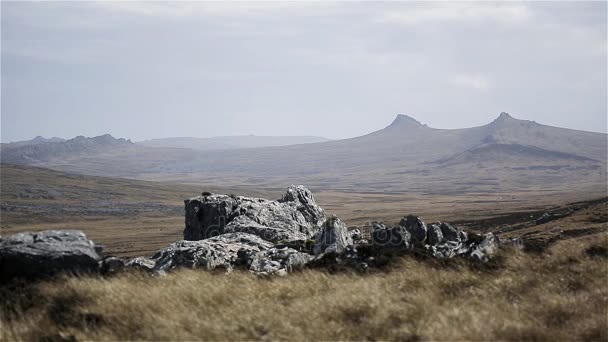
[1,1,606,143]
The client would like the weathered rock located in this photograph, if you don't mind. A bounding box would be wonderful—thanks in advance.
[0,230,101,280]
[125,257,155,271]
[224,216,307,243]
[439,222,461,242]
[152,233,274,272]
[468,233,500,262]
[400,215,427,243]
[184,185,325,243]
[348,228,363,242]
[313,216,353,256]
[248,247,313,276]
[427,223,444,245]
[101,256,125,274]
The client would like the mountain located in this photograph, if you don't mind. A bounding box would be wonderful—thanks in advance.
[1,113,605,195]
[0,134,132,164]
[137,135,331,150]
[1,136,66,148]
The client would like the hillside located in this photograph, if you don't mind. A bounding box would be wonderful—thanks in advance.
[1,113,606,195]
[0,134,132,164]
[137,135,331,150]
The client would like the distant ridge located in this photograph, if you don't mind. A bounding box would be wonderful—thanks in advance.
[0,134,132,164]
[137,135,331,150]
[1,112,605,194]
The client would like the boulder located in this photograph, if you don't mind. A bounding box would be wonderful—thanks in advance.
[439,222,461,242]
[400,215,427,243]
[313,216,353,256]
[101,256,125,274]
[183,185,325,242]
[426,223,444,245]
[0,230,101,280]
[468,233,500,262]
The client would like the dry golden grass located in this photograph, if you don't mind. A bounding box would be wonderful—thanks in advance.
[2,235,607,341]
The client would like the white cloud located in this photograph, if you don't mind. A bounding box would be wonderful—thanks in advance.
[450,74,491,90]
[379,2,531,25]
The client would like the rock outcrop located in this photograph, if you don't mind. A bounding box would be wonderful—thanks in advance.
[0,230,101,281]
[0,187,504,281]
[371,216,499,261]
[183,185,325,243]
[126,232,311,276]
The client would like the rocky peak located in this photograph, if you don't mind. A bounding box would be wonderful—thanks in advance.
[494,112,514,122]
[68,134,132,146]
[388,114,424,128]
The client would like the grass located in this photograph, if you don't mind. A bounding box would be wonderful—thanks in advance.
[2,235,607,341]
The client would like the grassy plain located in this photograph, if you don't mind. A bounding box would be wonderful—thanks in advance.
[1,164,607,341]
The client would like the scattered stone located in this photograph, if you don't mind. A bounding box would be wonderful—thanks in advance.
[0,230,101,281]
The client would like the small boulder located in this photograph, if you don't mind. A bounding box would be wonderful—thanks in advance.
[101,256,125,275]
[313,216,353,256]
[469,233,500,262]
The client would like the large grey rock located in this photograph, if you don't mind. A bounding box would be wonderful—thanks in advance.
[248,247,313,276]
[0,230,101,280]
[439,222,461,242]
[426,223,444,245]
[313,216,353,256]
[468,233,500,262]
[400,215,427,243]
[152,233,274,272]
[183,185,325,242]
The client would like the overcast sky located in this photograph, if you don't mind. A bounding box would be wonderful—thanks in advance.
[1,1,606,142]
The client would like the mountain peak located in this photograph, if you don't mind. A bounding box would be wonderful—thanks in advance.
[495,112,515,122]
[388,114,424,128]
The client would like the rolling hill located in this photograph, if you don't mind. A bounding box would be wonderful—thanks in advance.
[1,112,605,195]
[137,135,331,150]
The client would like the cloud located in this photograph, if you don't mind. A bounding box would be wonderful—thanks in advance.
[379,2,531,25]
[450,74,491,90]
[93,1,332,18]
